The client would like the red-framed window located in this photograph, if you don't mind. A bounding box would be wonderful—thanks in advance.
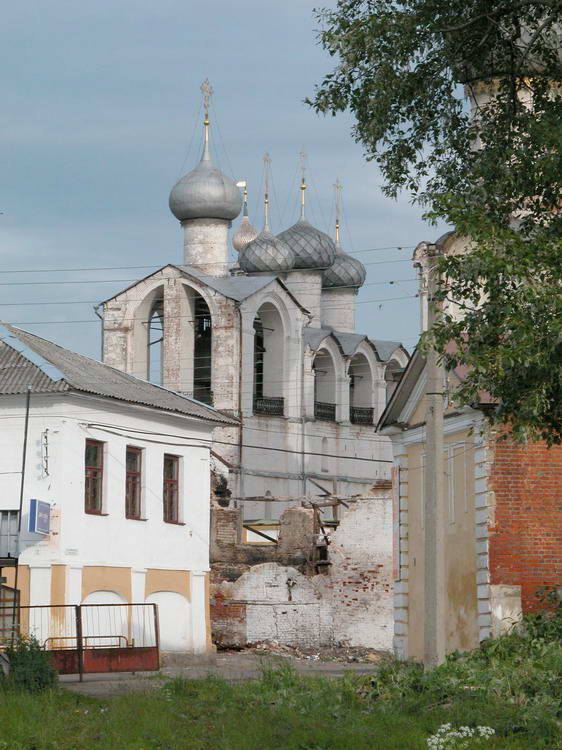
[85,440,104,514]
[163,454,179,523]
[125,447,142,520]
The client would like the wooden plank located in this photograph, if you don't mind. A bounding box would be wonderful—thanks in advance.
[242,524,278,544]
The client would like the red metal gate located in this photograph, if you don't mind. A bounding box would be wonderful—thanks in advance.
[0,603,160,679]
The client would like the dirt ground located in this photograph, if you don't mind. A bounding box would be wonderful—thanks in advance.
[61,647,387,699]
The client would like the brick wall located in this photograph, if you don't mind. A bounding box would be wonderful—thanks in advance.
[489,440,562,613]
[210,498,394,650]
[321,494,393,650]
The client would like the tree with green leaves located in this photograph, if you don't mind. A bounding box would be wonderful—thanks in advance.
[308,1,562,444]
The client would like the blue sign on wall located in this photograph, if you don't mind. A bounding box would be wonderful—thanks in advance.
[28,499,50,535]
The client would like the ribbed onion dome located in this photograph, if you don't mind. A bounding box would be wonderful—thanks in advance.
[277,219,336,270]
[169,140,242,222]
[322,243,366,289]
[232,205,258,252]
[239,229,295,273]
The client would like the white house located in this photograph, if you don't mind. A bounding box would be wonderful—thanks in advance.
[0,322,236,655]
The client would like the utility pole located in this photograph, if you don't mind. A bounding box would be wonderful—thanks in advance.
[423,243,446,667]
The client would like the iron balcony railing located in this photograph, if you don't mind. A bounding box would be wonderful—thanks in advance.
[350,406,375,425]
[253,396,285,416]
[314,401,336,421]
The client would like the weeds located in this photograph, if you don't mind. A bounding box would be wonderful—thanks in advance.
[0,635,57,693]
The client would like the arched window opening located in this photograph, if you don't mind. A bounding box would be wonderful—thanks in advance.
[385,359,403,402]
[313,349,336,421]
[147,297,164,385]
[349,353,374,425]
[253,303,285,416]
[193,294,212,404]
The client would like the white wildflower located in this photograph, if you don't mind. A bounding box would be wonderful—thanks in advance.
[427,724,496,748]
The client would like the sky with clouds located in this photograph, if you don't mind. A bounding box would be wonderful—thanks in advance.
[1,0,446,359]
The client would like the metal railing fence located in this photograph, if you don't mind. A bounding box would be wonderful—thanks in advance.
[0,602,159,679]
[314,401,336,421]
[253,396,285,416]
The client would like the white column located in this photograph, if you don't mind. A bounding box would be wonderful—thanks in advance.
[375,377,387,422]
[190,571,208,654]
[337,374,351,423]
[240,311,255,417]
[28,565,52,641]
[285,334,302,419]
[303,351,316,420]
[163,278,182,392]
[132,569,147,603]
[66,565,83,605]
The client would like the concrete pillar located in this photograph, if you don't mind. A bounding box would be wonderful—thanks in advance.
[424,244,446,667]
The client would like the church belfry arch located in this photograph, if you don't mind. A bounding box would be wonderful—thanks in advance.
[129,283,166,383]
[181,283,214,405]
[252,301,286,417]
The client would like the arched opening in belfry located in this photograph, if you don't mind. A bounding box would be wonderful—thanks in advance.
[147,296,164,385]
[385,359,403,403]
[349,352,374,425]
[193,293,213,404]
[253,302,285,416]
[313,348,337,421]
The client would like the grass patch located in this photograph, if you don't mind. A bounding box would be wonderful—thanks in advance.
[1,600,560,749]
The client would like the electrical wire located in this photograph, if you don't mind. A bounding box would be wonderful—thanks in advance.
[0,279,418,307]
[85,422,393,464]
[0,244,416,277]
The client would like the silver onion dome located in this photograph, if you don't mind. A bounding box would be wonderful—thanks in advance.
[277,219,336,270]
[169,140,242,222]
[232,201,258,252]
[239,229,295,273]
[322,245,366,289]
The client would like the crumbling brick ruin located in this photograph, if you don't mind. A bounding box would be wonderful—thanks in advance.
[210,480,394,651]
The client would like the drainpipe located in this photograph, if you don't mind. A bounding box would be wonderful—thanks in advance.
[93,304,104,361]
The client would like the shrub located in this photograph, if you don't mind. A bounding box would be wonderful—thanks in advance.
[1,636,57,693]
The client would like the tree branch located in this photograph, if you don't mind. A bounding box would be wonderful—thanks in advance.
[437,1,561,34]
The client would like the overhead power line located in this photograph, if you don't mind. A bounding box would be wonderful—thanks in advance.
[0,246,416,277]
[0,278,418,306]
[6,293,419,326]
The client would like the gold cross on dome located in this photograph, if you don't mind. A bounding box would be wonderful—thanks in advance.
[200,79,214,118]
[299,150,307,180]
[334,177,343,217]
[333,178,343,244]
